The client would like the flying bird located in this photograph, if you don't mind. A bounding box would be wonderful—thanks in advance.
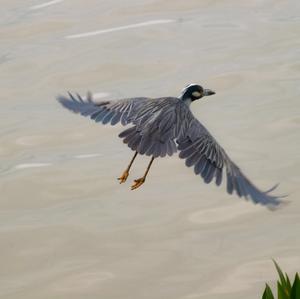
[57,83,283,207]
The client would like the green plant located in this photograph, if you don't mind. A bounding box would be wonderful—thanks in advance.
[262,260,300,299]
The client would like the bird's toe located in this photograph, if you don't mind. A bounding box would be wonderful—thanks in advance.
[118,171,129,184]
[131,178,145,190]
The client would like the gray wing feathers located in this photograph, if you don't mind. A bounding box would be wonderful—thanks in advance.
[118,98,181,158]
[177,116,283,206]
[57,92,182,158]
[57,92,150,126]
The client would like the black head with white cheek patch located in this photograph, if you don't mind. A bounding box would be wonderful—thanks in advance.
[181,84,215,102]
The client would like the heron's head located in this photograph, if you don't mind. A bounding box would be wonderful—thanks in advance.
[180,84,215,103]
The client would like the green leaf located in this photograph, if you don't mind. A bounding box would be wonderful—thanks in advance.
[262,284,275,299]
[278,281,289,299]
[291,273,300,299]
[273,260,287,290]
[286,273,292,294]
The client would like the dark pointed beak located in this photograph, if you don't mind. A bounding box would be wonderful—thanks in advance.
[203,89,216,96]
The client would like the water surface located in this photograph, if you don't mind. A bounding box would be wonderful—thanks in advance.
[1,1,300,299]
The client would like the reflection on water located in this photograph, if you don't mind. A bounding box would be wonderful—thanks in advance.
[29,0,64,11]
[1,1,300,299]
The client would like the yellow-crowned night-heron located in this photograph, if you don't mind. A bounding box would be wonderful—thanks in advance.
[57,83,283,207]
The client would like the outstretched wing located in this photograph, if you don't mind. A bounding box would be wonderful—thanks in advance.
[57,92,151,126]
[177,113,283,207]
[58,92,186,158]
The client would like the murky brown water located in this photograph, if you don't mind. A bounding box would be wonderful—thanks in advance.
[1,1,300,299]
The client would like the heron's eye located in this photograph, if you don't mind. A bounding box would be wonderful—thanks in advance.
[192,91,201,98]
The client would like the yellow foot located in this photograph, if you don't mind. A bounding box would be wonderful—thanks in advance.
[118,171,129,184]
[131,177,145,190]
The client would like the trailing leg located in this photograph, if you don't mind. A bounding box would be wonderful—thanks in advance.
[131,156,155,190]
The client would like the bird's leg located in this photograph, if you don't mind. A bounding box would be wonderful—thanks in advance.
[131,156,155,190]
[118,151,138,184]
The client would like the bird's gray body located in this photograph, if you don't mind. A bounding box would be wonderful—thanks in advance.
[57,87,283,207]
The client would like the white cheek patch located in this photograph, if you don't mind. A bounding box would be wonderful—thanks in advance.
[192,91,201,97]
